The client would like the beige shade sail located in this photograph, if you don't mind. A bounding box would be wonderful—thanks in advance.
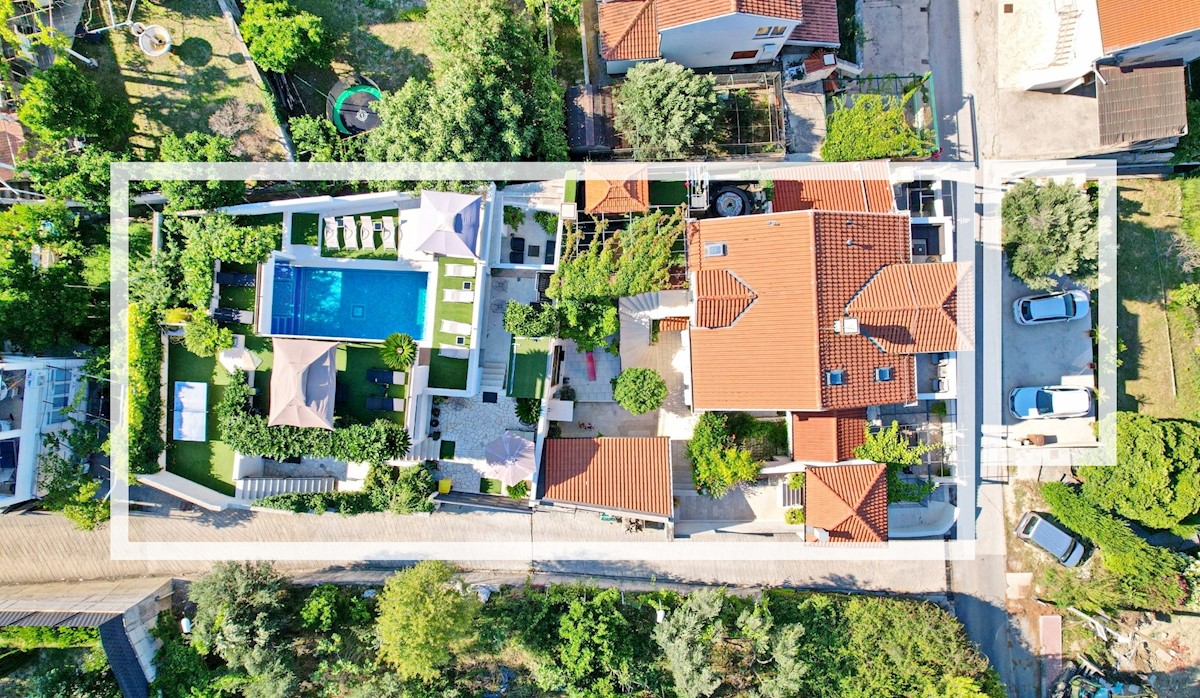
[482,431,536,488]
[268,338,339,430]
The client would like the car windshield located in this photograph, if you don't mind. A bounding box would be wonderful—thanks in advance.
[1062,294,1075,317]
[1021,304,1033,321]
[1035,390,1054,414]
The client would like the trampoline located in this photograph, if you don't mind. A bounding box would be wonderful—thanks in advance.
[327,78,383,136]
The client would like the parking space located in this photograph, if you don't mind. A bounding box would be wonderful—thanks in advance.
[1001,270,1097,446]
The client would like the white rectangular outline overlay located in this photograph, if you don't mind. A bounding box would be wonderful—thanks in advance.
[106,159,1105,564]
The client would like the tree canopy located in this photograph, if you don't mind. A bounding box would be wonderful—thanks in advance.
[17,58,130,150]
[376,561,480,681]
[613,61,720,160]
[855,421,937,503]
[687,412,761,498]
[158,132,245,211]
[241,0,330,73]
[1001,179,1098,291]
[18,143,120,208]
[820,93,935,162]
[612,367,667,415]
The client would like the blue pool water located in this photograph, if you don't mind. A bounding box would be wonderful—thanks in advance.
[271,262,428,340]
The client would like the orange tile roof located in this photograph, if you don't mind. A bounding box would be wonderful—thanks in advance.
[598,0,661,60]
[583,164,651,214]
[791,409,866,462]
[846,262,964,354]
[542,437,673,518]
[805,463,888,542]
[694,269,757,328]
[658,316,690,332]
[1096,0,1200,52]
[788,0,839,44]
[773,161,896,213]
[0,116,24,182]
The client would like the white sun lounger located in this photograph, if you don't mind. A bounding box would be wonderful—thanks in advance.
[359,216,375,249]
[445,263,475,278]
[442,289,474,303]
[437,345,469,360]
[342,216,359,249]
[440,320,474,337]
[323,217,339,250]
[381,217,397,250]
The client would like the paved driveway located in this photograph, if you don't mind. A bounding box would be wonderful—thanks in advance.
[1001,269,1096,445]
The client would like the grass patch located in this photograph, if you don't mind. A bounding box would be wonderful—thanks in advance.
[552,18,585,87]
[218,285,255,311]
[338,344,406,425]
[322,211,400,259]
[439,440,456,459]
[508,336,550,399]
[428,350,470,390]
[480,477,503,495]
[291,213,321,246]
[649,180,689,208]
[726,412,790,460]
[165,342,236,495]
[427,257,477,391]
[1116,179,1200,418]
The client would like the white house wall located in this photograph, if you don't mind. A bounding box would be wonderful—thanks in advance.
[658,15,799,70]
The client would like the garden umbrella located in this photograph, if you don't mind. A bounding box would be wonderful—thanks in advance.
[218,347,262,373]
[269,338,338,430]
[411,191,482,259]
[482,431,536,488]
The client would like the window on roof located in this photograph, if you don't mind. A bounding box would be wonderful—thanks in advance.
[754,26,771,37]
[770,26,787,36]
[731,50,758,60]
[826,369,846,386]
[705,242,727,257]
[875,366,894,382]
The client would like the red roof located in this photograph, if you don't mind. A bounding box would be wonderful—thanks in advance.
[788,0,839,45]
[583,164,651,214]
[847,262,965,354]
[791,409,866,462]
[1096,0,1200,52]
[806,463,888,542]
[0,116,24,182]
[773,161,896,213]
[541,437,673,518]
[598,0,661,61]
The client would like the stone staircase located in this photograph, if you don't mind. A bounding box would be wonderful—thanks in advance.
[1050,1,1081,66]
[409,438,441,462]
[236,476,336,501]
[481,360,507,393]
[672,440,695,494]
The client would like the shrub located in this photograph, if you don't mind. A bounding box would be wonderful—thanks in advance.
[17,58,130,150]
[515,397,542,425]
[376,561,480,681]
[241,0,330,73]
[158,132,244,211]
[0,626,99,650]
[503,206,526,230]
[300,584,372,632]
[183,314,234,358]
[397,4,427,20]
[534,210,558,236]
[1171,101,1200,165]
[1001,179,1098,291]
[37,452,109,530]
[614,61,720,160]
[688,412,761,498]
[504,300,557,337]
[177,214,277,309]
[855,421,937,503]
[785,508,805,525]
[612,368,667,415]
[163,307,192,324]
[380,333,417,371]
[821,93,935,161]
[930,401,948,416]
[127,303,164,473]
[507,480,529,500]
[787,472,805,490]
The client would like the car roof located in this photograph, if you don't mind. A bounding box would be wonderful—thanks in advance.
[1050,387,1090,413]
[1027,295,1068,319]
[1026,514,1076,558]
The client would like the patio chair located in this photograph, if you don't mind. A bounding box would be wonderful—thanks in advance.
[342,217,359,250]
[366,368,406,385]
[359,216,376,250]
[440,320,474,338]
[510,237,525,253]
[442,289,474,303]
[323,217,340,250]
[366,396,404,412]
[445,263,475,278]
[211,307,254,325]
[381,217,397,250]
[437,345,469,360]
[509,250,525,264]
[215,272,255,288]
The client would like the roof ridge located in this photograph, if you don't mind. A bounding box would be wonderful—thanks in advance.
[613,0,657,55]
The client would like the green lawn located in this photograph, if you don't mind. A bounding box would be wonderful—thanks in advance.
[218,285,255,311]
[165,342,237,495]
[291,213,320,247]
[649,181,689,208]
[439,440,456,459]
[480,478,503,495]
[337,344,406,425]
[428,256,477,390]
[508,336,550,399]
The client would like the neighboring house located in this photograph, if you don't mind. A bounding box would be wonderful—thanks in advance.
[0,354,85,510]
[539,437,674,535]
[804,462,888,543]
[597,0,839,74]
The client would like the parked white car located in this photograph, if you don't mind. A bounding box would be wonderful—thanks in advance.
[1009,385,1092,419]
[1013,289,1090,325]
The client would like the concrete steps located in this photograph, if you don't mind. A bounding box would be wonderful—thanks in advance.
[481,360,507,393]
[236,476,335,501]
[409,438,441,462]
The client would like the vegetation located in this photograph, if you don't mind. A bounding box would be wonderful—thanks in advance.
[785,508,806,525]
[503,205,526,230]
[177,214,278,310]
[688,412,762,498]
[380,333,417,371]
[614,61,720,160]
[515,397,542,425]
[612,368,667,415]
[1172,101,1200,164]
[241,0,330,73]
[38,421,109,530]
[504,300,558,337]
[821,93,935,161]
[1042,482,1187,611]
[288,114,363,163]
[158,132,245,211]
[1001,179,1098,291]
[855,421,937,503]
[376,561,480,681]
[256,461,436,515]
[299,584,372,632]
[127,303,165,473]
[0,626,99,650]
[19,647,121,698]
[183,313,234,358]
[788,472,805,490]
[507,480,530,500]
[19,143,121,207]
[17,58,130,150]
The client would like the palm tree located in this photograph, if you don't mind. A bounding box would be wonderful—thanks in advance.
[381,333,416,371]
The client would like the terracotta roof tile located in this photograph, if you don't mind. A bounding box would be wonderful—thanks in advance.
[542,437,673,518]
[773,161,896,213]
[0,116,24,182]
[1096,0,1200,53]
[805,463,888,542]
[735,0,805,22]
[583,164,652,214]
[694,269,757,328]
[599,0,661,61]
[1096,63,1188,146]
[788,0,839,44]
[846,262,964,354]
[791,409,866,462]
[658,316,689,332]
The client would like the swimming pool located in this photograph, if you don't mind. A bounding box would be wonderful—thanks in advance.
[271,262,428,340]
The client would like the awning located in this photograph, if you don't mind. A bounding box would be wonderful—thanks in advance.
[269,339,338,430]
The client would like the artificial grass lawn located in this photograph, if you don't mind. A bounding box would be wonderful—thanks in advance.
[291,213,321,247]
[218,285,255,311]
[337,344,406,425]
[649,181,689,208]
[480,478,503,495]
[439,440,456,459]
[165,343,236,496]
[508,336,550,399]
[428,256,477,390]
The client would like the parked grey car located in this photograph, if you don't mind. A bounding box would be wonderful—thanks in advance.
[1013,289,1090,325]
[1015,512,1085,567]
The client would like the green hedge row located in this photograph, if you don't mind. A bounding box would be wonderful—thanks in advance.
[255,462,435,515]
[127,302,164,474]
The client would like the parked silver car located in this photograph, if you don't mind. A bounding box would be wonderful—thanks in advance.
[1013,289,1090,325]
[1015,512,1085,567]
[1009,385,1092,420]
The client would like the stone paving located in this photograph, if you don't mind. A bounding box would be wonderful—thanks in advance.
[559,340,620,402]
[434,395,535,493]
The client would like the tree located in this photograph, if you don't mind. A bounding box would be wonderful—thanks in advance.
[380,333,417,370]
[855,421,937,503]
[614,61,720,160]
[504,300,558,337]
[19,143,121,207]
[820,93,935,162]
[288,114,363,163]
[184,314,234,357]
[241,0,330,73]
[688,412,761,498]
[17,58,130,149]
[556,299,620,352]
[1077,412,1200,534]
[612,368,667,414]
[376,561,479,681]
[1001,179,1098,291]
[158,132,245,211]
[550,587,651,696]
[655,588,724,698]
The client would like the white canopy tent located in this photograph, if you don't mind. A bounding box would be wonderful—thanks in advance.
[269,339,339,430]
[410,191,482,259]
[482,431,536,488]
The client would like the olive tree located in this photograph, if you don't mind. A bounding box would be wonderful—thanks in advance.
[614,61,720,160]
[1001,179,1098,291]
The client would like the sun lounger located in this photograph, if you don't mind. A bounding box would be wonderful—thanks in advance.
[211,307,254,325]
[359,216,375,249]
[342,216,359,250]
[172,381,208,442]
[366,396,404,412]
[445,263,475,278]
[323,217,340,250]
[440,320,473,338]
[366,368,406,385]
[381,217,397,250]
[437,345,469,360]
[442,289,474,303]
[215,272,255,288]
